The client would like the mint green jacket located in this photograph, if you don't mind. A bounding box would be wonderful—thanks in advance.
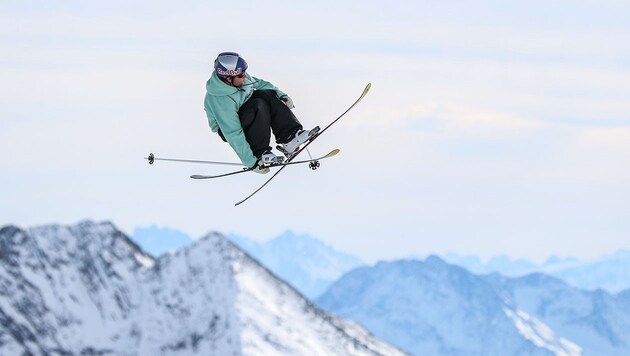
[204,72,286,168]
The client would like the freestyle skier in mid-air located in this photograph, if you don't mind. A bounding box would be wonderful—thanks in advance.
[204,52,316,174]
[145,55,370,204]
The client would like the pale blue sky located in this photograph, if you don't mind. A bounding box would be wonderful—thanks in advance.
[2,1,629,263]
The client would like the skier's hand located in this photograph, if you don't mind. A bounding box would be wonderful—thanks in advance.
[250,159,270,174]
[217,128,227,142]
[280,95,295,109]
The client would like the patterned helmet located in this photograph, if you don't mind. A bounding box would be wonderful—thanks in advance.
[214,52,248,78]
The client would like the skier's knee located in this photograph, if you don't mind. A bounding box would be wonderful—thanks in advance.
[250,98,269,111]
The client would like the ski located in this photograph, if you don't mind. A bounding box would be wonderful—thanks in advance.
[234,83,372,206]
[190,149,340,180]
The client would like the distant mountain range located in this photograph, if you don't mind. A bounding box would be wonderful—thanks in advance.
[443,251,630,293]
[0,221,402,355]
[317,257,630,356]
[227,231,365,299]
[132,225,193,257]
[131,226,630,296]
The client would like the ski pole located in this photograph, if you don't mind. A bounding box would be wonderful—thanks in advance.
[145,153,243,166]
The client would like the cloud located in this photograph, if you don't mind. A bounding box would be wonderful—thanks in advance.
[2,0,630,262]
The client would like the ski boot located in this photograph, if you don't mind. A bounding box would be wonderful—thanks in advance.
[259,150,285,166]
[277,126,320,158]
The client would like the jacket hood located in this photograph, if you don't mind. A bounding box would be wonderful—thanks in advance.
[206,71,246,96]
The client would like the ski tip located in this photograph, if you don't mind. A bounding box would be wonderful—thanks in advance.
[327,149,341,157]
[190,175,206,179]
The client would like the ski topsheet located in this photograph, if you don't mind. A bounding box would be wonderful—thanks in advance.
[190,149,340,179]
[234,83,372,206]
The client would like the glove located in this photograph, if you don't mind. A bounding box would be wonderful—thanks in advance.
[217,128,227,142]
[250,159,270,174]
[280,95,295,109]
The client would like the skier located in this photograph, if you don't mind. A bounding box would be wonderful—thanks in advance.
[204,52,316,174]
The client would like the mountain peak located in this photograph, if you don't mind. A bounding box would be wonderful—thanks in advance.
[319,253,630,356]
[425,254,447,266]
[318,255,561,355]
[0,224,24,235]
[270,230,325,249]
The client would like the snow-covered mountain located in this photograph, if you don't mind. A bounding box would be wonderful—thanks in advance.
[485,273,630,356]
[443,251,630,293]
[132,225,194,256]
[0,221,403,356]
[317,256,630,356]
[228,231,365,299]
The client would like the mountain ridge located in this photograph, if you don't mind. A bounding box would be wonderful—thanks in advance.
[317,256,630,356]
[130,225,630,294]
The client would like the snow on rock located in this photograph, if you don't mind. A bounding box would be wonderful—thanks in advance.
[488,273,630,356]
[504,309,581,356]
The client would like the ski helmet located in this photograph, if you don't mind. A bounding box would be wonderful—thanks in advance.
[214,52,248,78]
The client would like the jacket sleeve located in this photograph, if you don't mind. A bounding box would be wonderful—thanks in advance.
[205,95,258,168]
[204,93,220,132]
[251,76,287,99]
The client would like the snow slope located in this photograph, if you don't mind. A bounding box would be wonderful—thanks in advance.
[444,251,630,293]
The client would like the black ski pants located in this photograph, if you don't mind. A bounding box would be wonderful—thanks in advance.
[236,90,302,157]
